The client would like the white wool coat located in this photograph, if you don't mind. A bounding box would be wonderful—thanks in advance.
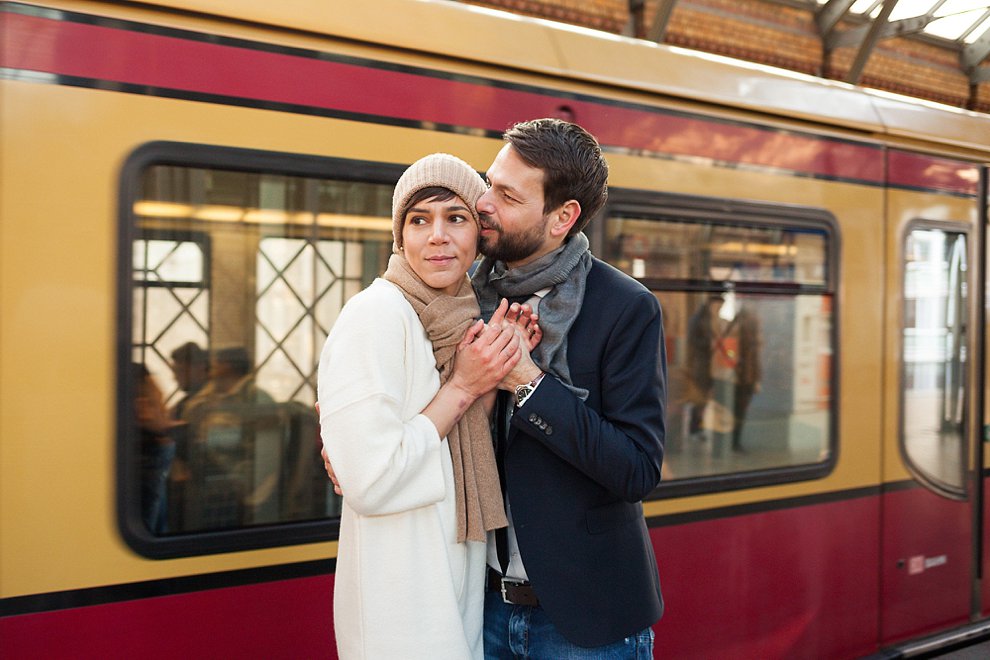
[317,279,486,660]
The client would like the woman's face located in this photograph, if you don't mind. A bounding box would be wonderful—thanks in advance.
[401,193,479,295]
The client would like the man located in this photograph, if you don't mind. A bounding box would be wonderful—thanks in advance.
[165,342,209,531]
[472,118,665,657]
[169,341,209,420]
[182,347,278,528]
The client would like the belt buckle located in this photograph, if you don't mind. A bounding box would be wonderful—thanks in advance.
[499,577,521,605]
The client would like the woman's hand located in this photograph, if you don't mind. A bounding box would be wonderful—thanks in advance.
[419,300,521,439]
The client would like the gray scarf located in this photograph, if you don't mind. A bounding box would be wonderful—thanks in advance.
[472,233,591,400]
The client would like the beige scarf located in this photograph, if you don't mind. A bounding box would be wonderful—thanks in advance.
[383,253,507,542]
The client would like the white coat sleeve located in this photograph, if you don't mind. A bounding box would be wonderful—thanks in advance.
[317,288,445,516]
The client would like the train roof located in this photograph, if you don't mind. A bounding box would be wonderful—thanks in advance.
[137,0,990,156]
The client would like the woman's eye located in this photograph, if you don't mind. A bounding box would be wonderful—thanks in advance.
[408,216,426,225]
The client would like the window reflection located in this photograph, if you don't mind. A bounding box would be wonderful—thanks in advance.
[130,165,393,535]
[605,212,834,484]
[902,227,968,496]
[606,217,828,286]
[659,291,832,480]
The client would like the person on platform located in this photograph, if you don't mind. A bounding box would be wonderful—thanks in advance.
[317,153,540,660]
[473,118,665,657]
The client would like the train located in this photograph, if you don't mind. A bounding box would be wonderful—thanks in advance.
[2,0,990,657]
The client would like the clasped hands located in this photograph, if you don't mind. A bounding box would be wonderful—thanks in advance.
[318,298,543,495]
[447,298,543,400]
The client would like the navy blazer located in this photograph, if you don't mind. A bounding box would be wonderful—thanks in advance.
[505,257,666,647]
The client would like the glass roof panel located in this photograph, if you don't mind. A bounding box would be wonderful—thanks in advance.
[810,0,990,44]
[849,0,882,16]
[888,0,938,21]
[927,8,988,40]
[964,13,990,42]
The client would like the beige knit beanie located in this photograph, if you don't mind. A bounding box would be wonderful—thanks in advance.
[391,153,487,253]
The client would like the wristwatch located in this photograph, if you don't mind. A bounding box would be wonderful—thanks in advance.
[514,372,545,407]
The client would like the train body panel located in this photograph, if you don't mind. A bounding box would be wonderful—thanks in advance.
[652,494,881,659]
[2,1,989,658]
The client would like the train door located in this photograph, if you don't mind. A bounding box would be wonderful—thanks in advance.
[880,151,983,645]
[980,164,990,622]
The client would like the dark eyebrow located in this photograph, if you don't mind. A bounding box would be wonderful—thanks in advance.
[406,204,471,214]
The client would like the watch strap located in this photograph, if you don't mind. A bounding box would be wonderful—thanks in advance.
[514,372,545,407]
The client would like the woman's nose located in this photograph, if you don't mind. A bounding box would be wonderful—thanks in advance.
[429,221,449,243]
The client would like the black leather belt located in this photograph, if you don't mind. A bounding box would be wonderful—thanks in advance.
[487,567,539,606]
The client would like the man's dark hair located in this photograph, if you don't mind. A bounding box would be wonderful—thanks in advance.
[171,341,208,367]
[214,347,252,377]
[503,118,609,235]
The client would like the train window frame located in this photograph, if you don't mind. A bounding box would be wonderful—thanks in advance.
[593,189,840,499]
[898,218,972,501]
[117,141,407,559]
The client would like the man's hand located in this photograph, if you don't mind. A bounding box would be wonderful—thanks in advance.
[449,299,522,398]
[505,301,542,352]
[315,401,342,496]
[497,333,543,393]
[321,446,343,496]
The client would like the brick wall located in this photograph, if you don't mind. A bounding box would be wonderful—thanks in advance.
[458,0,990,113]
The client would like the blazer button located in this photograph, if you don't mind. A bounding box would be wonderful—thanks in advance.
[545,426,553,435]
[528,413,539,424]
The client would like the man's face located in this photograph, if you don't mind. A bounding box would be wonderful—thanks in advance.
[476,144,553,267]
[171,358,208,392]
[171,359,193,391]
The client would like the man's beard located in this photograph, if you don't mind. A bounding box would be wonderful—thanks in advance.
[478,213,550,264]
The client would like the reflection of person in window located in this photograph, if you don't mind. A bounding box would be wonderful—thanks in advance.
[183,347,276,424]
[166,341,209,531]
[687,293,761,452]
[169,341,209,420]
[134,363,176,534]
[182,347,276,528]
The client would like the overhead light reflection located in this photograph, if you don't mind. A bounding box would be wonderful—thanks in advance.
[133,201,392,231]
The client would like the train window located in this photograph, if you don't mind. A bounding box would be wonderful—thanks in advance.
[120,145,400,557]
[602,194,836,494]
[900,225,968,498]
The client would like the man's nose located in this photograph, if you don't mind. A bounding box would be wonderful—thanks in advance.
[476,188,494,214]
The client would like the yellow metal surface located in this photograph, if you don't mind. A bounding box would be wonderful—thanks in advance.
[3,0,989,601]
[0,79,496,598]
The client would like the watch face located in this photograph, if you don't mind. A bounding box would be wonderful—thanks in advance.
[515,384,533,405]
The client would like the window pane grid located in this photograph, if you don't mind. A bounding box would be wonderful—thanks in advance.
[128,164,392,540]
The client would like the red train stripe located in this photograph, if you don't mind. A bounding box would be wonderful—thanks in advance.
[888,150,980,196]
[0,574,337,660]
[0,9,899,187]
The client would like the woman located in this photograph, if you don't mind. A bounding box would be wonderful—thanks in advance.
[317,153,537,659]
[133,363,176,534]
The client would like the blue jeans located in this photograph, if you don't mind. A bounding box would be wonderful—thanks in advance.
[484,589,655,659]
